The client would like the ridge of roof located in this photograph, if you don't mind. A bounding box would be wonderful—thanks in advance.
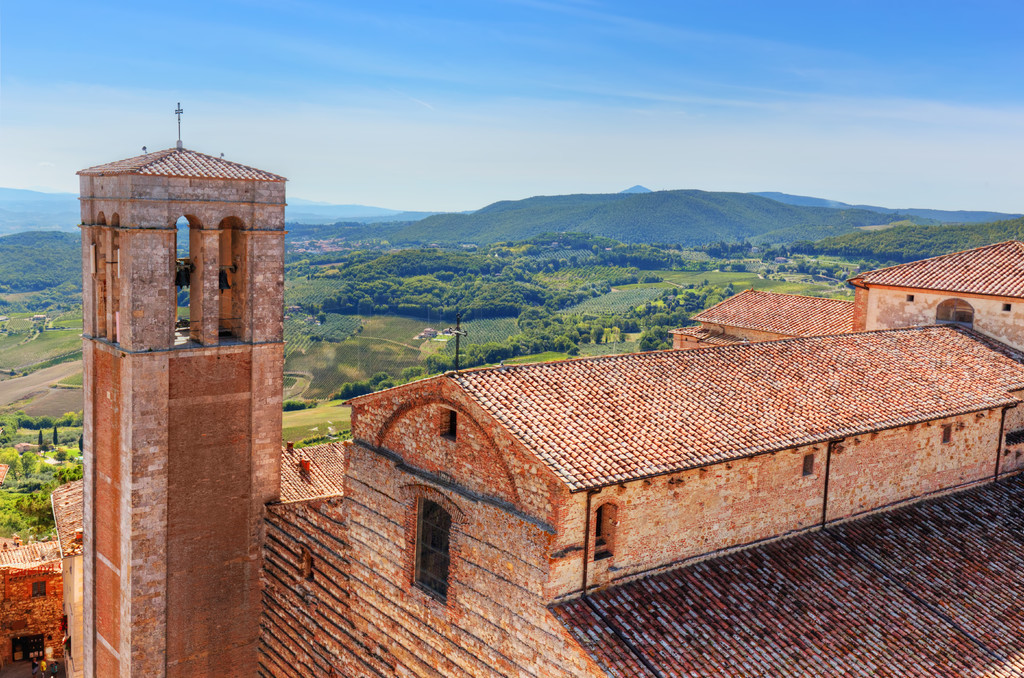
[691,289,855,337]
[447,325,1024,491]
[850,240,1024,298]
[77,147,286,182]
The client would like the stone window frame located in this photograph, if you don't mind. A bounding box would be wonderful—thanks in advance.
[942,423,953,444]
[802,453,815,476]
[31,580,46,598]
[440,408,458,441]
[399,484,467,614]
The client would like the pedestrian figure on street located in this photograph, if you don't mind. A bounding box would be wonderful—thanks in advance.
[49,660,59,676]
[31,659,39,676]
[39,658,47,675]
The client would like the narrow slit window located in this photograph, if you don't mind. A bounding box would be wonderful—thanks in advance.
[802,453,815,476]
[942,424,953,444]
[301,547,313,581]
[442,409,457,439]
[594,504,615,561]
[415,499,452,600]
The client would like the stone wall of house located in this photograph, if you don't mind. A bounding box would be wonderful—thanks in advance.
[864,286,1024,351]
[701,323,790,344]
[546,409,1006,600]
[0,563,64,664]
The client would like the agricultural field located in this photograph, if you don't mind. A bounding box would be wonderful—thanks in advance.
[443,317,520,354]
[566,287,666,316]
[654,270,850,298]
[281,400,352,445]
[285,334,422,399]
[505,351,570,365]
[0,329,82,372]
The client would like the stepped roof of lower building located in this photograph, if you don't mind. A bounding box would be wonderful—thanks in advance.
[667,325,746,345]
[689,288,855,337]
[51,479,84,558]
[444,325,1024,491]
[278,441,347,503]
[554,475,1024,677]
[849,240,1024,298]
[0,540,61,568]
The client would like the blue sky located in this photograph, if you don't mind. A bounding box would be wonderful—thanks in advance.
[2,0,1023,211]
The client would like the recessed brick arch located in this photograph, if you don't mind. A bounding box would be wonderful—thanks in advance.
[399,483,469,525]
[375,396,523,507]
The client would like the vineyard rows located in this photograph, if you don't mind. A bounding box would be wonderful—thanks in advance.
[443,317,520,354]
[565,287,666,316]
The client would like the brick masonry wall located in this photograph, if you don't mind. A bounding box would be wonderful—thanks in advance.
[826,411,1003,521]
[0,565,64,664]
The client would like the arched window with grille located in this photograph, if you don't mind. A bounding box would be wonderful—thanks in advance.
[415,499,452,600]
[936,298,974,327]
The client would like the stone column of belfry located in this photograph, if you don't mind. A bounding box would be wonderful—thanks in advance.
[77,147,286,678]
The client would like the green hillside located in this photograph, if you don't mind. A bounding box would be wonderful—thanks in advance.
[797,216,1024,262]
[392,190,913,246]
[0,231,81,293]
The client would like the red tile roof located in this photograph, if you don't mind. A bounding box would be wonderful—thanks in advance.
[449,326,1024,491]
[0,540,61,568]
[691,289,855,337]
[0,463,7,487]
[852,240,1024,298]
[279,442,346,503]
[51,479,84,558]
[78,147,286,182]
[554,477,1024,677]
[668,326,746,346]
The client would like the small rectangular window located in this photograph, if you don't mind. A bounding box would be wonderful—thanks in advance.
[906,294,915,302]
[1003,303,1012,312]
[441,410,457,439]
[31,581,45,597]
[802,453,815,476]
[942,424,953,444]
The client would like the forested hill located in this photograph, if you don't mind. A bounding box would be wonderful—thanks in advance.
[794,216,1024,263]
[391,190,913,246]
[752,192,1019,224]
[0,231,81,292]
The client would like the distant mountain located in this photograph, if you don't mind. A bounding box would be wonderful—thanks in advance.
[620,185,652,194]
[286,198,440,224]
[391,190,914,246]
[0,188,80,234]
[752,192,1019,224]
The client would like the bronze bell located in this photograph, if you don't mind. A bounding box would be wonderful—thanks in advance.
[175,263,191,289]
[219,268,231,291]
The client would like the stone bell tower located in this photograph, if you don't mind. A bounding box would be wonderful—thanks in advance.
[78,147,286,677]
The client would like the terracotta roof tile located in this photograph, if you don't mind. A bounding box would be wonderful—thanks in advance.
[554,477,1024,677]
[0,541,61,568]
[77,147,286,182]
[691,289,855,336]
[0,463,7,487]
[279,442,347,503]
[51,479,84,558]
[451,326,1024,491]
[853,240,1024,298]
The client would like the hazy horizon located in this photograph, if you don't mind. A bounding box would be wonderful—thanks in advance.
[3,1,1023,213]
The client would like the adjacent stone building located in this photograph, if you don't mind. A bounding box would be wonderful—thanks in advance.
[0,541,63,667]
[52,479,84,677]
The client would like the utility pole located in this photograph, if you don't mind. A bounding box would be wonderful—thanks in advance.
[446,313,468,371]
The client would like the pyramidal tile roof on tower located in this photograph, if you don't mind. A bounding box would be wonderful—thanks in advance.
[439,325,1024,491]
[77,147,286,182]
[689,289,855,337]
[850,240,1024,298]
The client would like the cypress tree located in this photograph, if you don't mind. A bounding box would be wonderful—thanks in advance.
[52,425,58,446]
[37,429,43,446]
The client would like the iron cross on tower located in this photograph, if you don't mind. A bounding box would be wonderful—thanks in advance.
[175,102,184,149]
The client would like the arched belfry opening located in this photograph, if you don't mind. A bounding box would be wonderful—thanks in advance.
[218,216,246,339]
